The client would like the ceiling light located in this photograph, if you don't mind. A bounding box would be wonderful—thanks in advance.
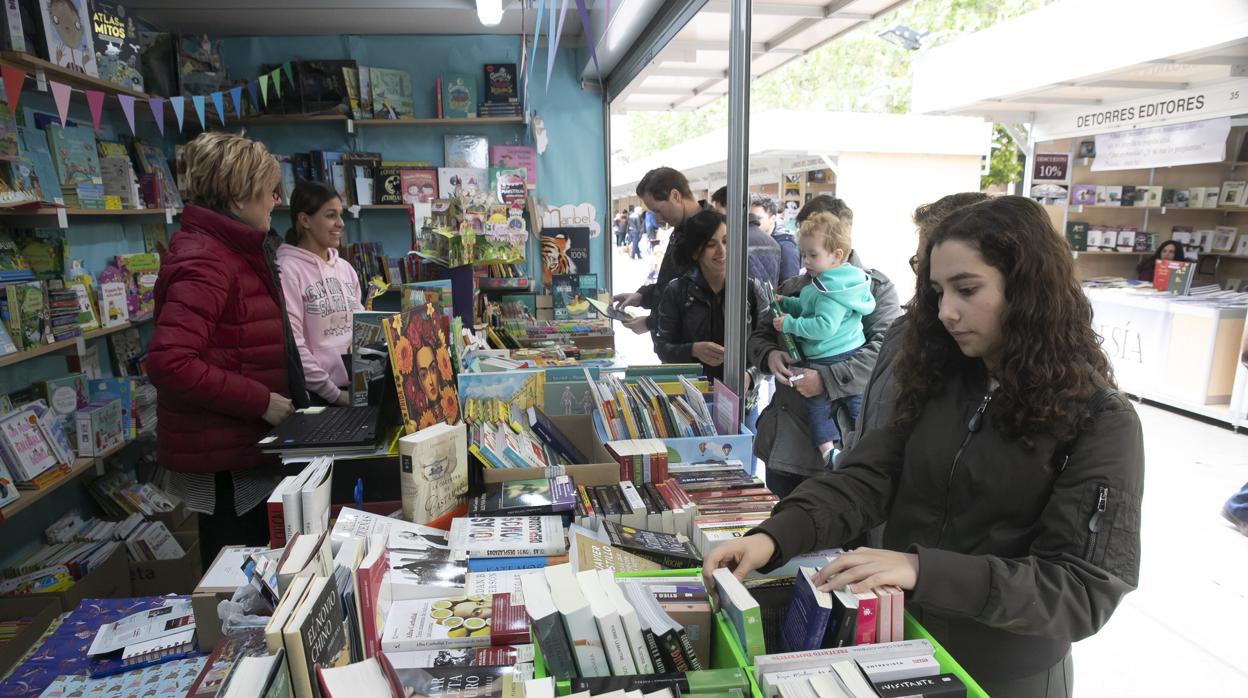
[477,0,504,26]
[878,25,926,51]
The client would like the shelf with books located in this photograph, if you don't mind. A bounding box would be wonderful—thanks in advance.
[0,319,151,370]
[0,51,149,100]
[0,439,132,522]
[356,116,525,127]
[273,205,410,212]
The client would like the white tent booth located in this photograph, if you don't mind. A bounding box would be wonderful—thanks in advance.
[913,0,1248,429]
[611,110,991,295]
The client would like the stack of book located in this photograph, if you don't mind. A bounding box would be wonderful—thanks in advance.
[673,463,780,557]
[46,287,82,342]
[753,639,961,698]
[463,404,587,469]
[573,479,695,540]
[0,400,75,493]
[587,372,717,441]
[558,669,751,696]
[0,540,120,595]
[522,564,713,682]
[265,457,334,548]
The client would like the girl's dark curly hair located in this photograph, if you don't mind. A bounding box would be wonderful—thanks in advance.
[893,195,1113,447]
[673,209,726,268]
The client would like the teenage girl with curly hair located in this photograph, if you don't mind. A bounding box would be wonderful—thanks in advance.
[705,195,1144,698]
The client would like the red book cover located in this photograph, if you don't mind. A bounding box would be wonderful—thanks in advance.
[1152,259,1174,292]
[854,590,879,645]
[688,488,774,500]
[435,79,443,119]
[357,545,391,658]
[266,500,286,549]
[399,169,438,205]
[488,593,529,646]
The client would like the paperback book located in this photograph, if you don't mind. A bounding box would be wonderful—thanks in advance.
[448,516,567,558]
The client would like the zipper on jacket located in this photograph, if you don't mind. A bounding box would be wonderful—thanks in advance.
[935,391,993,547]
[1085,485,1108,560]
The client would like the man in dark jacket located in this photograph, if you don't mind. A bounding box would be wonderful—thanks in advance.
[710,186,782,287]
[751,196,799,281]
[612,167,707,334]
[749,196,902,498]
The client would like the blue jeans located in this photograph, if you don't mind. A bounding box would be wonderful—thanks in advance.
[1227,481,1248,520]
[802,349,863,447]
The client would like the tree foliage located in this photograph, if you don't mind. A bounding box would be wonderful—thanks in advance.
[625,0,1056,188]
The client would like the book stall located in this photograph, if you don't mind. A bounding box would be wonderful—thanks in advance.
[910,0,1248,430]
[0,2,998,698]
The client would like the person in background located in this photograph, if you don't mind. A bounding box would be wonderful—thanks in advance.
[707,196,1144,698]
[612,167,707,335]
[644,208,661,252]
[752,195,799,282]
[278,180,364,407]
[653,209,768,383]
[748,195,900,498]
[771,212,876,464]
[627,205,644,260]
[1221,329,1248,537]
[148,132,307,568]
[843,192,992,454]
[709,185,783,288]
[1137,239,1185,283]
[612,210,629,249]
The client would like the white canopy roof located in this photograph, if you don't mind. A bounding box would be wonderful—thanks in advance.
[611,110,991,195]
[912,0,1248,138]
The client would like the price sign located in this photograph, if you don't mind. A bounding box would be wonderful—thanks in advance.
[1032,153,1070,183]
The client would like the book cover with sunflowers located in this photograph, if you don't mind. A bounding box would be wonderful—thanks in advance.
[383,303,461,434]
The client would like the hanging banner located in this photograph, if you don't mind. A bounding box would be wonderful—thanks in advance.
[170,96,186,132]
[282,62,293,89]
[1091,117,1231,172]
[574,0,601,87]
[259,74,270,105]
[547,0,570,91]
[149,98,166,136]
[230,86,244,120]
[1,65,24,112]
[50,81,72,125]
[85,90,106,132]
[210,91,226,126]
[117,94,137,135]
[272,69,282,98]
[246,81,259,111]
[192,95,207,129]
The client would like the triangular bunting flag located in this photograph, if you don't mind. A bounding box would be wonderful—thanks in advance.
[170,95,186,132]
[85,90,106,133]
[230,86,243,121]
[282,62,293,89]
[192,94,207,130]
[117,94,137,135]
[1,65,25,113]
[259,74,270,105]
[148,97,166,136]
[210,91,225,126]
[575,0,601,87]
[271,68,282,98]
[548,0,571,91]
[246,82,259,112]
[50,81,72,126]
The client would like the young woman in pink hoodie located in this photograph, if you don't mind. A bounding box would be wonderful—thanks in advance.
[277,181,364,406]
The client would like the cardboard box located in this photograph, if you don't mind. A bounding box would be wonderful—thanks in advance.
[481,462,619,487]
[9,544,131,611]
[193,545,265,652]
[129,531,202,596]
[151,501,196,534]
[0,596,61,675]
[590,411,757,474]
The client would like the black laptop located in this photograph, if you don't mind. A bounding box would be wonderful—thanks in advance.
[258,345,399,454]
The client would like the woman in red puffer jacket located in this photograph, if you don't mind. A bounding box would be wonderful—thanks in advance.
[148,132,308,567]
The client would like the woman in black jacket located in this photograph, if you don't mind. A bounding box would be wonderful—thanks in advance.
[653,209,768,383]
[704,196,1143,698]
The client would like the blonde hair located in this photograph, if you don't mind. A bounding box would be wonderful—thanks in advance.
[182,132,281,211]
[799,212,851,255]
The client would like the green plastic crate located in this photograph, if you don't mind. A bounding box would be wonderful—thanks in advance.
[531,569,989,698]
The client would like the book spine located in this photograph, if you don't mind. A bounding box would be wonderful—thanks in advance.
[639,627,671,673]
[3,0,25,53]
[855,594,878,645]
[655,629,690,672]
[532,614,577,681]
[673,626,703,670]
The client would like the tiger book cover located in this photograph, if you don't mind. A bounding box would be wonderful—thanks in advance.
[382,302,461,433]
[539,227,590,288]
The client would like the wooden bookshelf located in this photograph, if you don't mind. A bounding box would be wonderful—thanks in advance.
[0,319,151,370]
[0,52,149,100]
[238,114,350,126]
[0,439,132,522]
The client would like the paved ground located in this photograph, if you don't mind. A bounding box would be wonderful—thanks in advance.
[609,241,1248,697]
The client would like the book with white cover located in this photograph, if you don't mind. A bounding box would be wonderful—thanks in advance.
[544,563,610,678]
[596,569,655,674]
[829,659,878,698]
[331,507,452,556]
[859,655,940,683]
[753,639,935,679]
[399,421,467,525]
[448,516,566,558]
[576,569,636,675]
[300,457,334,535]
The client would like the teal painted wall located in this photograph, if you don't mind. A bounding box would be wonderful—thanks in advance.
[0,34,606,567]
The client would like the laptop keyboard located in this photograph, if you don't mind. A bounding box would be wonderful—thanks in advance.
[301,407,379,444]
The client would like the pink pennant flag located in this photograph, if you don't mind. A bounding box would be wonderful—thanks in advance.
[50,81,72,126]
[1,65,24,113]
[85,90,106,133]
[148,97,166,136]
[117,94,137,135]
[170,95,186,132]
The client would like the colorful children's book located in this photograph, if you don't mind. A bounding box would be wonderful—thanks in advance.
[444,134,489,169]
[400,169,438,205]
[0,402,59,482]
[40,0,98,76]
[45,124,103,193]
[114,253,159,319]
[90,1,145,91]
[538,227,591,287]
[17,125,65,205]
[370,67,414,119]
[437,167,487,201]
[490,145,536,190]
[482,63,519,104]
[551,274,596,321]
[442,73,477,119]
